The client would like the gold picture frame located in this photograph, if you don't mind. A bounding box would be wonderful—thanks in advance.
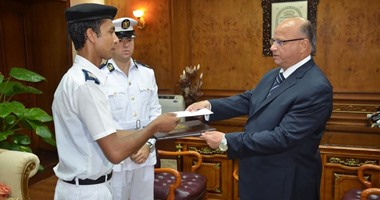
[262,0,319,56]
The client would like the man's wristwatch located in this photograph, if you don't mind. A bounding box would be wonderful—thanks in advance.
[218,135,228,151]
[146,141,155,153]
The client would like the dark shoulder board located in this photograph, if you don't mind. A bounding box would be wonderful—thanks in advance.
[82,69,100,84]
[134,60,151,68]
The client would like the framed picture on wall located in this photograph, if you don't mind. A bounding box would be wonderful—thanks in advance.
[262,0,319,56]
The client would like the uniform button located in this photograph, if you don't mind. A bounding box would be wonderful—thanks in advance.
[131,97,135,101]
[133,113,137,117]
[129,82,132,85]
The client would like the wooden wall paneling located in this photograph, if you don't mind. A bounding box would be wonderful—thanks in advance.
[30,0,71,150]
[187,0,268,93]
[0,0,29,74]
[106,0,380,105]
[0,0,35,145]
[107,0,176,94]
[107,0,278,99]
[0,0,70,151]
[169,0,191,95]
[322,126,380,148]
[322,92,380,148]
[173,0,276,100]
[315,0,380,93]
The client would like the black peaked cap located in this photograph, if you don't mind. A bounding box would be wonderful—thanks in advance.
[65,3,117,24]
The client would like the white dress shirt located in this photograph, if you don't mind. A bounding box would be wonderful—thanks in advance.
[52,55,115,181]
[101,58,161,171]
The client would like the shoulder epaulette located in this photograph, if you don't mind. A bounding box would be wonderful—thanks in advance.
[99,61,115,72]
[133,59,151,68]
[82,69,100,84]
[99,63,106,69]
[106,63,115,72]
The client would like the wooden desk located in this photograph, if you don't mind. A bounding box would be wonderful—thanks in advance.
[175,137,236,200]
[320,145,380,200]
[175,138,380,200]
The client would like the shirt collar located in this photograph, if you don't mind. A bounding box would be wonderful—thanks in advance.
[281,55,311,78]
[108,57,137,73]
[74,55,107,84]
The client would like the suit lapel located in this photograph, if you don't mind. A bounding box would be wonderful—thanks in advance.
[256,69,280,104]
[253,75,296,114]
[251,59,315,118]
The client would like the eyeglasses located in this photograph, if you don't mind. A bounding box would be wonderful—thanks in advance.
[270,38,305,47]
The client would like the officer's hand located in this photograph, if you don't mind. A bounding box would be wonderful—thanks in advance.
[154,112,180,133]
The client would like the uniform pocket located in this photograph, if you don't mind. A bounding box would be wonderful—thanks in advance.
[137,83,153,104]
[107,88,127,119]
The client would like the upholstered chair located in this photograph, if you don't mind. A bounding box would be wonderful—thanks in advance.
[154,150,207,200]
[0,149,40,200]
[342,164,380,200]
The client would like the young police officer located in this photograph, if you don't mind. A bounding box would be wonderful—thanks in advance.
[53,4,179,200]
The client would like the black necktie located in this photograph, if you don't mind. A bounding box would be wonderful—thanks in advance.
[267,73,285,97]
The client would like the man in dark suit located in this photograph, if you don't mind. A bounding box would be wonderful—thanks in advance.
[186,17,333,200]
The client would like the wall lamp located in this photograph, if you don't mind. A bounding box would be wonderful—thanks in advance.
[133,9,146,29]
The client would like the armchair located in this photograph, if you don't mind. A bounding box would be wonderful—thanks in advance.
[342,164,380,200]
[0,149,40,200]
[154,150,207,200]
[233,167,239,181]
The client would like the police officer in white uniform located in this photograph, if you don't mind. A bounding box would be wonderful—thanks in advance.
[101,17,159,200]
[53,4,179,200]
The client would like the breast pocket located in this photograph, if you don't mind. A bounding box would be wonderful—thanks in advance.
[107,88,128,119]
[137,83,153,104]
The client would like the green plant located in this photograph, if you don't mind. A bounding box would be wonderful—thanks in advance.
[0,67,55,153]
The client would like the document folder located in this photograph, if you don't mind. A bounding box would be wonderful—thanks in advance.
[154,120,216,140]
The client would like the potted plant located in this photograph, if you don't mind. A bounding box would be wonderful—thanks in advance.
[0,67,55,153]
[178,64,204,107]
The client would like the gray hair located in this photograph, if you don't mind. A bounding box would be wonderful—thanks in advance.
[299,20,316,55]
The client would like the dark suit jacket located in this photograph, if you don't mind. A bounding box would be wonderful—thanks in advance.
[209,59,333,200]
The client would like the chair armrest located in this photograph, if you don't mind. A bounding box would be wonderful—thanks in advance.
[361,188,380,200]
[358,164,380,188]
[157,150,202,172]
[154,168,181,200]
[0,149,40,200]
[358,164,380,200]
[233,168,239,181]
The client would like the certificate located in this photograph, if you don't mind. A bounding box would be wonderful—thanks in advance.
[271,1,308,37]
[172,108,213,118]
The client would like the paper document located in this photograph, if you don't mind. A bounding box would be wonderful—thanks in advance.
[173,108,213,118]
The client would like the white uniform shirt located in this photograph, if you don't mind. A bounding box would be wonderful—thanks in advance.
[101,58,161,171]
[52,55,116,181]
